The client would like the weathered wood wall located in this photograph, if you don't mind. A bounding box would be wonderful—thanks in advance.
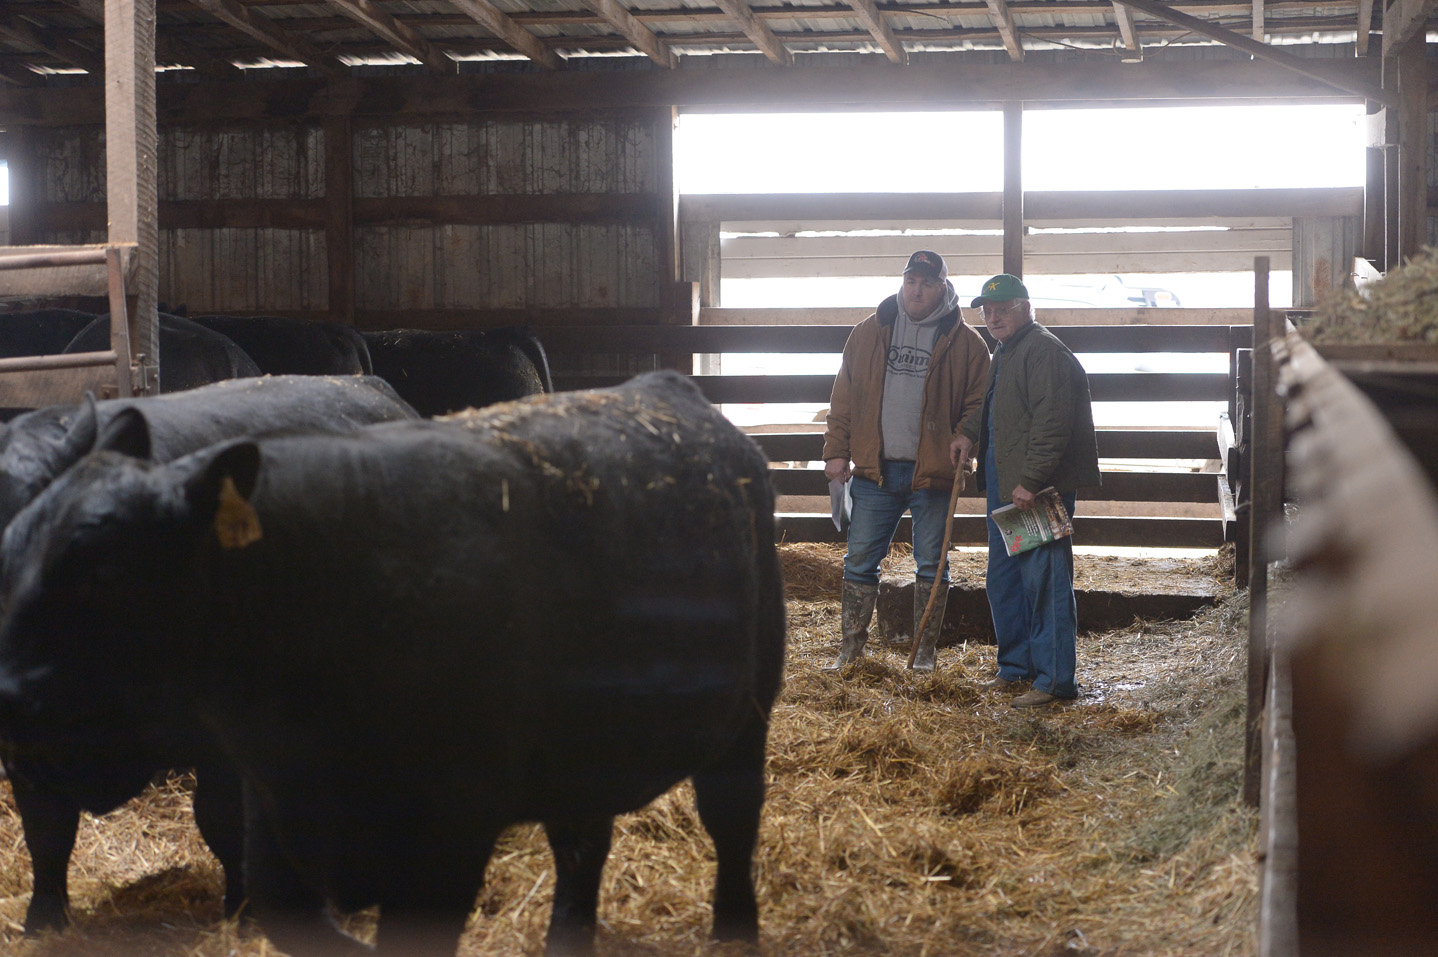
[6,112,678,339]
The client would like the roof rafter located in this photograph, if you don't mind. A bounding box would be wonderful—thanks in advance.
[187,0,345,74]
[1111,0,1389,104]
[1382,0,1437,56]
[0,8,103,74]
[580,0,675,67]
[844,0,907,64]
[446,0,560,70]
[1356,0,1373,54]
[983,0,1025,60]
[711,0,792,65]
[1112,1,1141,54]
[1252,0,1264,39]
[321,0,453,74]
[52,0,240,77]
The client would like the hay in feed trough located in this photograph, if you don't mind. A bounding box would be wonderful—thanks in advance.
[0,544,1256,956]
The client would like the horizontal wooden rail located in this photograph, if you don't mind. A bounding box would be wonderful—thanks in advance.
[538,323,1252,354]
[767,466,1219,502]
[680,188,1362,224]
[554,372,1232,404]
[750,429,1218,462]
[776,514,1224,548]
[0,349,119,374]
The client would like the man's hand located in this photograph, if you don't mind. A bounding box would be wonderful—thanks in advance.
[950,434,974,471]
[1011,485,1036,510]
[825,457,852,483]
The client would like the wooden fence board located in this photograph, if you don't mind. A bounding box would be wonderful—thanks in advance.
[776,514,1224,548]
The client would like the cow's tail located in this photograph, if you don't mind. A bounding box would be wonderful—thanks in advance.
[518,329,555,393]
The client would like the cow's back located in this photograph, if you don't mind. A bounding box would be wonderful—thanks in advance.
[208,371,780,822]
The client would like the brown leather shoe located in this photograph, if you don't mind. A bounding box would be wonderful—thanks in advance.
[1011,689,1058,709]
[982,676,1020,691]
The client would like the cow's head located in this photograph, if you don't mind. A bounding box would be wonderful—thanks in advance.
[0,439,260,807]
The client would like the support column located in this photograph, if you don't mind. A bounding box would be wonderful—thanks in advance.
[1394,31,1427,265]
[325,115,355,326]
[1002,102,1023,278]
[105,0,158,393]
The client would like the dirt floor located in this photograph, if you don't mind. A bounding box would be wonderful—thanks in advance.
[0,544,1257,956]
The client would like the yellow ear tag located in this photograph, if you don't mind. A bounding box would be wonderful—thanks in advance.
[214,475,263,549]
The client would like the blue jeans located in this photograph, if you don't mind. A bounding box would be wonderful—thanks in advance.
[843,460,953,587]
[983,441,1079,698]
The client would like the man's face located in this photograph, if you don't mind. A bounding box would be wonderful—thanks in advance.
[902,273,946,319]
[980,299,1032,344]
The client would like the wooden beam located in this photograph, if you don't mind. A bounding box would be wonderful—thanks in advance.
[1253,0,1265,39]
[844,0,908,64]
[106,0,158,390]
[51,0,239,76]
[1003,101,1023,276]
[1356,0,1374,54]
[321,0,453,74]
[186,0,344,75]
[0,8,104,74]
[711,0,793,65]
[1112,1,1142,55]
[1111,0,1390,104]
[984,0,1025,60]
[1,59,1381,127]
[580,0,676,67]
[446,0,561,69]
[325,116,354,326]
[1394,30,1427,264]
[1382,0,1437,57]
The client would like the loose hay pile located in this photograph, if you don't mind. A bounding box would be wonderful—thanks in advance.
[1306,246,1438,344]
[0,544,1257,956]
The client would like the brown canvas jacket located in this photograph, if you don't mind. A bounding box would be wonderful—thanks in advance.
[822,295,991,491]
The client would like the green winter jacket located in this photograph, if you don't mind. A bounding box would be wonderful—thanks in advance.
[962,320,1101,503]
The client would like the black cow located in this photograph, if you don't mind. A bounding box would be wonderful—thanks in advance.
[363,326,552,417]
[190,315,372,376]
[64,313,261,393]
[0,374,418,933]
[0,310,99,359]
[0,371,784,956]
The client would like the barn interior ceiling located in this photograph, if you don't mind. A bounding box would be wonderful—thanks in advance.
[0,0,1416,92]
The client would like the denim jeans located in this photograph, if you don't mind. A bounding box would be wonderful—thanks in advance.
[842,459,953,587]
[983,436,1079,698]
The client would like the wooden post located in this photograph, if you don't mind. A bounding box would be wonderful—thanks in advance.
[1245,255,1283,808]
[1394,31,1427,264]
[1003,102,1023,278]
[325,115,355,326]
[1362,103,1386,270]
[654,105,691,373]
[105,0,158,393]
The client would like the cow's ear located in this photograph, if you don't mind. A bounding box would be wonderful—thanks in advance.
[187,441,263,550]
[60,392,101,459]
[93,406,152,460]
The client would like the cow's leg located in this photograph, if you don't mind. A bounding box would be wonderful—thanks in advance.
[9,770,79,933]
[691,714,767,945]
[542,816,613,957]
[192,760,246,919]
[243,783,366,957]
[371,835,493,957]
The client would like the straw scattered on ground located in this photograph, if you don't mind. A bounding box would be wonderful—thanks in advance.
[0,543,1257,956]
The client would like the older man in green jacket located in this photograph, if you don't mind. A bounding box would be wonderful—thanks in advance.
[954,274,1100,708]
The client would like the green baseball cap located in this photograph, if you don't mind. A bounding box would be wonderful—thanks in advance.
[971,274,1030,308]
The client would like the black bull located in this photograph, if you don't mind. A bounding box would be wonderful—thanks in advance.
[0,371,785,956]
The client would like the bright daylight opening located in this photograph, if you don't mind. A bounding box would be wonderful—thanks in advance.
[674,104,1366,435]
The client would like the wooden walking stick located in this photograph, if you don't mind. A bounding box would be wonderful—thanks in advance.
[906,468,968,669]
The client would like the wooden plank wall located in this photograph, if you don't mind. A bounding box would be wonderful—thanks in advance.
[8,111,680,380]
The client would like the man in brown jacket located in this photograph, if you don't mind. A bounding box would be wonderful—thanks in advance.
[822,251,991,672]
